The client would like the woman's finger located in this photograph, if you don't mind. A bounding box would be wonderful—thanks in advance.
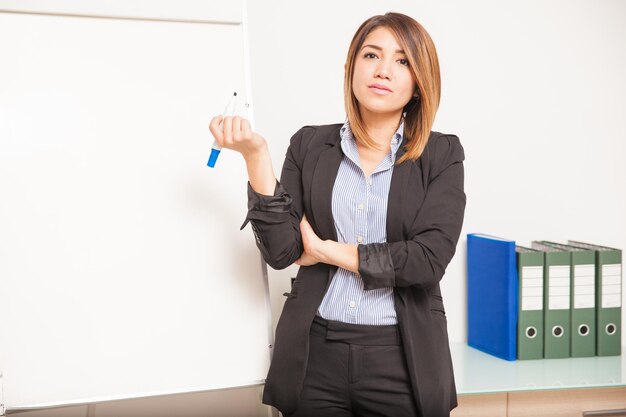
[232,116,242,142]
[300,216,314,235]
[299,219,308,237]
[208,116,224,146]
[241,118,251,136]
[295,252,318,267]
[222,116,233,146]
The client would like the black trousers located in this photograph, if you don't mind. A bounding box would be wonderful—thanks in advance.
[284,316,419,417]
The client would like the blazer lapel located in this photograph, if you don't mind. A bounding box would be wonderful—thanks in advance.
[309,124,413,243]
[387,137,412,242]
[309,125,342,241]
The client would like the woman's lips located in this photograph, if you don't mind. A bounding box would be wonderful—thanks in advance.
[368,85,393,95]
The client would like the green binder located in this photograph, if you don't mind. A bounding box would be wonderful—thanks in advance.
[531,242,571,358]
[568,240,622,356]
[516,246,544,360]
[536,241,596,357]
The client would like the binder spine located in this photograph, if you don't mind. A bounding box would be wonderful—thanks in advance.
[598,253,622,356]
[546,255,571,358]
[517,247,544,360]
[532,242,571,358]
[571,253,596,357]
[467,234,518,361]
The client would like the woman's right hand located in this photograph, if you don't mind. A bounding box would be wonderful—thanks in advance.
[208,115,267,159]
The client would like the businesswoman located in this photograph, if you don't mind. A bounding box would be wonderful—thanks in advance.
[209,12,465,417]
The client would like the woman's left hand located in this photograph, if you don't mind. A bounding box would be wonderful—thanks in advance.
[295,215,325,266]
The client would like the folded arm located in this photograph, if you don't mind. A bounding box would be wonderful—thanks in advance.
[293,134,465,292]
[357,134,466,291]
[240,128,309,270]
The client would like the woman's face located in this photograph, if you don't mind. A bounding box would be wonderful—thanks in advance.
[352,26,416,118]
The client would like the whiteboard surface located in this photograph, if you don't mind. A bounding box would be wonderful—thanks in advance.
[0,11,269,408]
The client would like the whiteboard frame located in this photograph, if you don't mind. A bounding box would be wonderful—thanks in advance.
[0,0,242,24]
[0,0,275,413]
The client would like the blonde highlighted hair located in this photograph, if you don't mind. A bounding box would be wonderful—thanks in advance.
[344,12,441,164]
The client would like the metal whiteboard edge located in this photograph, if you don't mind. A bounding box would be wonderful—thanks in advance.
[1,372,4,416]
[3,380,267,412]
[0,9,240,25]
[241,0,274,361]
[0,0,242,23]
[242,2,277,415]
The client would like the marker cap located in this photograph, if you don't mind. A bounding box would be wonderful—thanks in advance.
[207,148,221,168]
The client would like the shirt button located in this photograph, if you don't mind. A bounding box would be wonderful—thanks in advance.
[357,203,364,210]
[349,300,356,308]
[357,236,363,243]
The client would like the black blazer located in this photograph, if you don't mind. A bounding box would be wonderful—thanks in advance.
[241,123,466,417]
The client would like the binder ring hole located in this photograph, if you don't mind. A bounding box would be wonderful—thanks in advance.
[606,323,616,335]
[526,326,537,339]
[552,325,564,338]
[578,324,589,336]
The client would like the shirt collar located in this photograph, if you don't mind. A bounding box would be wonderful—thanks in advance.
[340,118,404,160]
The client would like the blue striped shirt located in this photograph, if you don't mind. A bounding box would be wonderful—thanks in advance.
[316,119,404,325]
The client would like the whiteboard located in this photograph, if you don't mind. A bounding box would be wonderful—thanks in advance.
[0,4,271,410]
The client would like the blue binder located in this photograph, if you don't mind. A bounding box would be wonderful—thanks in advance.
[467,233,518,361]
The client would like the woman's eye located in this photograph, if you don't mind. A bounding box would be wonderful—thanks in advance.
[398,58,409,66]
[364,52,378,59]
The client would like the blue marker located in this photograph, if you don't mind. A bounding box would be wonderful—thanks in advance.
[208,92,237,168]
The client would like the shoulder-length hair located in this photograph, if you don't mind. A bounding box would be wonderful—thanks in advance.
[344,12,441,164]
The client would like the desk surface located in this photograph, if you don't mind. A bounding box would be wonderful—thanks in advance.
[450,342,626,394]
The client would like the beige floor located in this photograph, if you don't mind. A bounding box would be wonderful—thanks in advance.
[4,386,275,417]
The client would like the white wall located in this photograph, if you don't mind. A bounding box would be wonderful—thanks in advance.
[246,0,626,346]
[0,1,623,414]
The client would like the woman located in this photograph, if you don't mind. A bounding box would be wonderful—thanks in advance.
[209,12,465,417]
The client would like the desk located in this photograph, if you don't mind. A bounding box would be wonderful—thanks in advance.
[450,342,626,417]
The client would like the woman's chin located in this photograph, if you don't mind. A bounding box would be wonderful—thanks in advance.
[359,103,404,117]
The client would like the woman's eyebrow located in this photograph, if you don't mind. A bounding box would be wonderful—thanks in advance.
[361,44,405,54]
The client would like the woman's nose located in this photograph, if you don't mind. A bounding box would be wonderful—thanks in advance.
[374,59,392,80]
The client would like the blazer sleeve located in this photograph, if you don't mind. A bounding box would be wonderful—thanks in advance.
[239,127,308,270]
[357,134,466,291]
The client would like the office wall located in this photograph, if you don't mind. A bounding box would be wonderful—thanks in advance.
[246,0,626,346]
[0,2,623,414]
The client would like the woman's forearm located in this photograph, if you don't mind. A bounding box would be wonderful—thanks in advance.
[316,240,359,274]
[243,144,276,196]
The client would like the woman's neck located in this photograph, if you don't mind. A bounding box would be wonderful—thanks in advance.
[360,108,403,147]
